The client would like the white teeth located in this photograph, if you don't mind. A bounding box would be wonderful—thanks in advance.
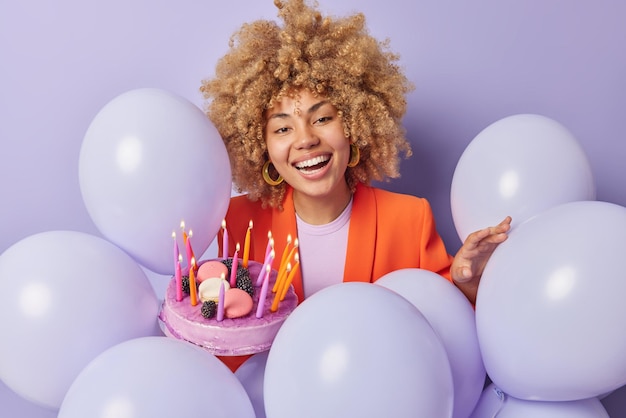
[295,155,330,169]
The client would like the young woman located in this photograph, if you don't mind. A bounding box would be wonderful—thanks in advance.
[201,0,510,371]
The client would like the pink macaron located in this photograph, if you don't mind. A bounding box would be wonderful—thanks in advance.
[197,260,229,283]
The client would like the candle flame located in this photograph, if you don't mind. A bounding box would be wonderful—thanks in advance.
[180,220,185,230]
[236,242,240,251]
[178,254,183,262]
[222,219,226,229]
[268,230,272,239]
[221,272,225,279]
[172,231,176,239]
[270,249,275,258]
[249,220,253,229]
[189,229,193,238]
[294,252,299,262]
[293,238,299,247]
[286,234,292,244]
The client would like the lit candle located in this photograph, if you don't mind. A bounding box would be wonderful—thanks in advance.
[217,279,225,322]
[280,253,299,301]
[243,220,253,268]
[185,229,197,272]
[256,249,275,287]
[189,257,198,306]
[230,243,240,287]
[221,219,228,259]
[278,234,292,274]
[264,231,273,262]
[256,264,271,318]
[274,238,298,293]
[172,231,179,268]
[175,254,183,302]
[271,262,291,312]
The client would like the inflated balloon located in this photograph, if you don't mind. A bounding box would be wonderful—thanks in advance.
[264,282,454,418]
[470,384,609,418]
[451,113,595,242]
[79,88,231,274]
[476,201,626,401]
[235,350,270,418]
[58,337,255,418]
[0,379,57,418]
[376,269,485,418]
[0,231,160,410]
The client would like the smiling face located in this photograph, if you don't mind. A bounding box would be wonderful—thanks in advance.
[264,89,352,221]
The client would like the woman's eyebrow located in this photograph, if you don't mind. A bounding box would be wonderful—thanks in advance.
[307,100,329,114]
[266,100,330,120]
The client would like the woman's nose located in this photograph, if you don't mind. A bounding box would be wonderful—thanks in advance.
[295,126,320,149]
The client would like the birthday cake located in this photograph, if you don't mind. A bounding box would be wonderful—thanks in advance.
[158,258,298,356]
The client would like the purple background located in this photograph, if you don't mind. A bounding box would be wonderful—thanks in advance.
[1,0,625,415]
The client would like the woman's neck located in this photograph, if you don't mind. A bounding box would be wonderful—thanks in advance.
[292,184,352,225]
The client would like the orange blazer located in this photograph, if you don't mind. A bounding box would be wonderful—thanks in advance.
[220,183,453,301]
[217,183,453,371]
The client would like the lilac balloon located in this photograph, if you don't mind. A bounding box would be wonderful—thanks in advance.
[58,337,255,418]
[376,269,485,418]
[0,231,160,410]
[79,88,232,275]
[264,282,454,418]
[451,114,595,242]
[0,380,57,418]
[470,384,609,418]
[235,350,270,418]
[476,201,626,401]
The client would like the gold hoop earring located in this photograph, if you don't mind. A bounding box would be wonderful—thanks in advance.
[347,143,360,168]
[262,160,284,186]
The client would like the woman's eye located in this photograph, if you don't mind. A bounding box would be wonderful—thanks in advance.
[274,127,289,134]
[315,116,332,124]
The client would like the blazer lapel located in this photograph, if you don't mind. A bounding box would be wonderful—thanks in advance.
[344,184,377,283]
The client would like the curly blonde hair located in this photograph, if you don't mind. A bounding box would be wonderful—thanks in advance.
[200,0,413,208]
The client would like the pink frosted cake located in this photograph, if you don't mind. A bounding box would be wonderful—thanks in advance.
[159,259,298,356]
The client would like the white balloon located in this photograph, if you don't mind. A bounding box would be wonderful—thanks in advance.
[476,201,626,401]
[235,351,269,418]
[451,114,595,242]
[264,282,454,418]
[470,384,609,418]
[377,269,485,418]
[0,231,160,410]
[58,337,255,418]
[79,88,231,274]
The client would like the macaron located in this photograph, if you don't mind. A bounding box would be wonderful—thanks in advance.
[198,277,230,302]
[197,260,229,283]
[224,288,254,319]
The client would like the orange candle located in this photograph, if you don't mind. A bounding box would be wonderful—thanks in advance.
[278,234,292,273]
[274,237,297,292]
[280,253,299,301]
[243,220,253,268]
[271,262,291,312]
[189,257,198,306]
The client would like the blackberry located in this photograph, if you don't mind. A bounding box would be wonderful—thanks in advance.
[236,274,255,298]
[201,300,217,319]
[181,275,190,294]
[221,259,250,281]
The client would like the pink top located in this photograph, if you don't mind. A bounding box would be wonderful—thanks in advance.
[296,198,353,298]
